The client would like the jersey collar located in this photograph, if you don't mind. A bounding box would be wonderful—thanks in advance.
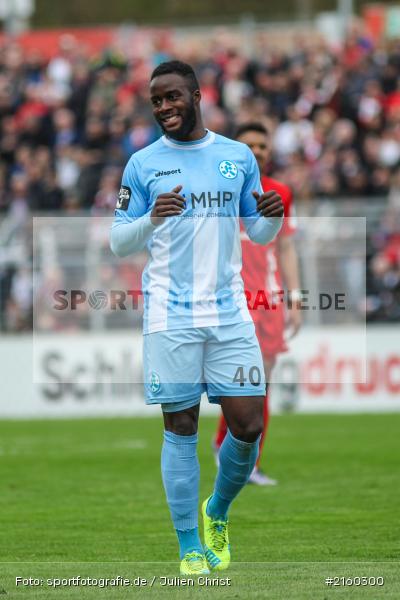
[161,129,215,150]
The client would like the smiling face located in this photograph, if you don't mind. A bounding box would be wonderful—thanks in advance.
[150,73,201,141]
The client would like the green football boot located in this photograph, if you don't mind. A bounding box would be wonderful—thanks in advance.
[202,496,231,571]
[180,551,210,576]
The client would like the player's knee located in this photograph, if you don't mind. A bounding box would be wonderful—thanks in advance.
[163,411,198,436]
[230,417,263,443]
[173,421,197,436]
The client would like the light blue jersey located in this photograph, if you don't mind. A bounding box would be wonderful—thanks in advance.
[110,130,282,334]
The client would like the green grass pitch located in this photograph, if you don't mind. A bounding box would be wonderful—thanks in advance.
[0,413,399,599]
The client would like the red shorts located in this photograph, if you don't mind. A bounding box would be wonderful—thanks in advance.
[251,303,288,359]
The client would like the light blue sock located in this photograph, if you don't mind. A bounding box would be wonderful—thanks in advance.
[207,430,260,520]
[161,430,203,558]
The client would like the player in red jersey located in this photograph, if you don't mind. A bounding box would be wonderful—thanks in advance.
[213,122,302,485]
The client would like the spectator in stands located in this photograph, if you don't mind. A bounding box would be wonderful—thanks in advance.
[1,26,400,329]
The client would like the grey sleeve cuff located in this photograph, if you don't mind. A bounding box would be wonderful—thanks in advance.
[244,215,284,245]
[110,215,156,257]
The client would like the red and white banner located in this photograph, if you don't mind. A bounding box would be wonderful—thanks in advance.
[271,326,400,413]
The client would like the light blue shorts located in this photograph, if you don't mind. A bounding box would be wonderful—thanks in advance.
[143,321,265,410]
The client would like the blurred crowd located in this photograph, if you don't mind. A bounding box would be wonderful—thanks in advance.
[367,207,400,322]
[0,23,399,330]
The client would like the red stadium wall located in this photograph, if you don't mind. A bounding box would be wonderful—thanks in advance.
[0,27,115,60]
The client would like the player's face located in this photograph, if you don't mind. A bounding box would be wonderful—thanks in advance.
[150,73,199,140]
[237,131,271,171]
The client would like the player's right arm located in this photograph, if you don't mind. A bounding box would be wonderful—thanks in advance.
[110,158,185,257]
[110,157,154,257]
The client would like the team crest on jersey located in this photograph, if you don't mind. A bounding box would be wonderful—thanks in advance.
[150,371,161,394]
[219,160,238,179]
[116,186,131,210]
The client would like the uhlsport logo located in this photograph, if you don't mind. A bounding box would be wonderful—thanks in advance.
[155,168,181,177]
[150,371,161,394]
[219,160,238,179]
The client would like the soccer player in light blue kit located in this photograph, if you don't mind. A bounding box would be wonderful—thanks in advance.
[110,61,284,575]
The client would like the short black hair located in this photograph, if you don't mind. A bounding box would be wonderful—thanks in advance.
[150,60,199,92]
[235,122,269,139]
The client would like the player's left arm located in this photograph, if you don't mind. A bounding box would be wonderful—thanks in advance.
[277,194,302,338]
[240,148,283,244]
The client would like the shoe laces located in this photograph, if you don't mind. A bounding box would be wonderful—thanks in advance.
[210,520,228,551]
[184,551,204,567]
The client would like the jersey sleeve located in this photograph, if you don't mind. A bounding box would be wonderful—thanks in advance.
[240,147,283,245]
[110,156,156,257]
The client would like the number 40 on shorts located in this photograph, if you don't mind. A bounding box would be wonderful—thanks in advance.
[233,366,261,387]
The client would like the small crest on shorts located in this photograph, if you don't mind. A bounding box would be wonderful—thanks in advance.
[150,371,161,394]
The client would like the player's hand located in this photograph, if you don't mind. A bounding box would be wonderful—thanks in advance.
[151,185,186,225]
[252,190,284,218]
[286,306,302,339]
